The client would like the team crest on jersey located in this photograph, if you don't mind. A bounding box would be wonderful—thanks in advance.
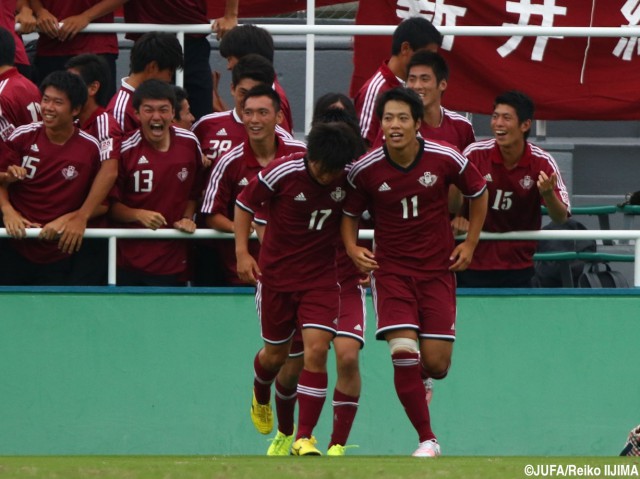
[330,187,346,202]
[418,172,438,188]
[61,165,79,180]
[519,175,534,190]
[177,167,189,182]
[0,125,14,141]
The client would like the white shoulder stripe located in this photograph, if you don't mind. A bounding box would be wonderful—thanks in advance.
[121,130,142,152]
[259,158,306,190]
[201,144,244,213]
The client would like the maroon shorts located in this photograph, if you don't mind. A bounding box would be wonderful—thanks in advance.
[370,270,456,341]
[337,279,366,346]
[256,281,339,345]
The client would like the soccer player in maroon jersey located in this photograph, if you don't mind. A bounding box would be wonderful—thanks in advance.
[0,27,41,141]
[354,17,441,148]
[0,71,104,285]
[3,1,34,77]
[342,88,488,457]
[201,84,306,286]
[107,32,184,134]
[64,54,123,283]
[235,122,359,456]
[25,0,123,98]
[457,91,570,288]
[218,24,294,133]
[108,79,203,286]
[172,86,196,132]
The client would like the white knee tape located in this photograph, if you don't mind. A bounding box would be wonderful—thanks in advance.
[388,337,418,355]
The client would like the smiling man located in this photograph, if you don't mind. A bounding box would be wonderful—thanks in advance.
[0,71,104,285]
[200,84,305,286]
[108,79,203,286]
[458,90,570,288]
[342,87,487,457]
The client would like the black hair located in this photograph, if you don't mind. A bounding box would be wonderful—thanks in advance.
[391,17,442,56]
[312,94,366,158]
[132,79,177,111]
[407,50,449,84]
[494,90,535,139]
[242,84,281,112]
[39,71,88,110]
[375,87,423,123]
[129,32,184,74]
[219,24,275,63]
[231,54,275,87]
[307,122,359,174]
[173,85,189,120]
[65,54,111,107]
[0,27,16,67]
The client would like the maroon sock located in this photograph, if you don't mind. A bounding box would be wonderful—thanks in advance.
[392,352,435,442]
[253,352,278,405]
[329,389,359,447]
[295,369,327,439]
[275,380,297,436]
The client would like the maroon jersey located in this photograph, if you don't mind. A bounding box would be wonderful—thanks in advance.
[106,79,139,134]
[1,0,29,65]
[0,67,41,141]
[123,0,209,40]
[344,139,486,278]
[354,60,402,146]
[2,123,102,263]
[371,107,476,151]
[463,139,570,270]
[35,0,118,56]
[201,137,306,283]
[236,153,348,292]
[192,108,293,167]
[81,107,123,161]
[112,126,203,276]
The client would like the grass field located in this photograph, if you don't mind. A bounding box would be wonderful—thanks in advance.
[0,456,638,479]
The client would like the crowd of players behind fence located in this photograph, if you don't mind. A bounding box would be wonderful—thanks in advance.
[0,3,569,290]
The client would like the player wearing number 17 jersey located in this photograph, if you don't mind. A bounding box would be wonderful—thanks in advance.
[235,122,360,457]
[342,88,488,457]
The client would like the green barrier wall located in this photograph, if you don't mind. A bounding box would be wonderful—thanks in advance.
[0,290,638,456]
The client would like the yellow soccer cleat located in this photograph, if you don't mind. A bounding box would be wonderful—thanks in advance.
[291,436,321,456]
[327,444,358,456]
[267,429,296,456]
[251,392,273,435]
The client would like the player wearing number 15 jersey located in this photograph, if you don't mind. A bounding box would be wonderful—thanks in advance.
[342,88,487,458]
[458,91,569,288]
[235,122,360,457]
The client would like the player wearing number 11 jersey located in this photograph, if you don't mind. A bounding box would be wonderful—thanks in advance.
[342,88,487,457]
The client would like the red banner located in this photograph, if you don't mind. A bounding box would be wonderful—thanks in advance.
[351,0,640,120]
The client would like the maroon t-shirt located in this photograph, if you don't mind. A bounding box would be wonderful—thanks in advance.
[123,0,209,40]
[111,126,204,276]
[35,0,118,56]
[344,138,487,278]
[1,0,29,65]
[106,79,139,134]
[463,139,571,270]
[0,67,41,140]
[2,123,102,263]
[236,152,348,292]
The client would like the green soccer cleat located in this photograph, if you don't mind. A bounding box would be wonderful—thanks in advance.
[327,444,359,456]
[251,392,273,435]
[291,436,321,456]
[267,429,296,456]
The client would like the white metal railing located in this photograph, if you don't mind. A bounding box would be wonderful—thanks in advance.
[1,228,638,286]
